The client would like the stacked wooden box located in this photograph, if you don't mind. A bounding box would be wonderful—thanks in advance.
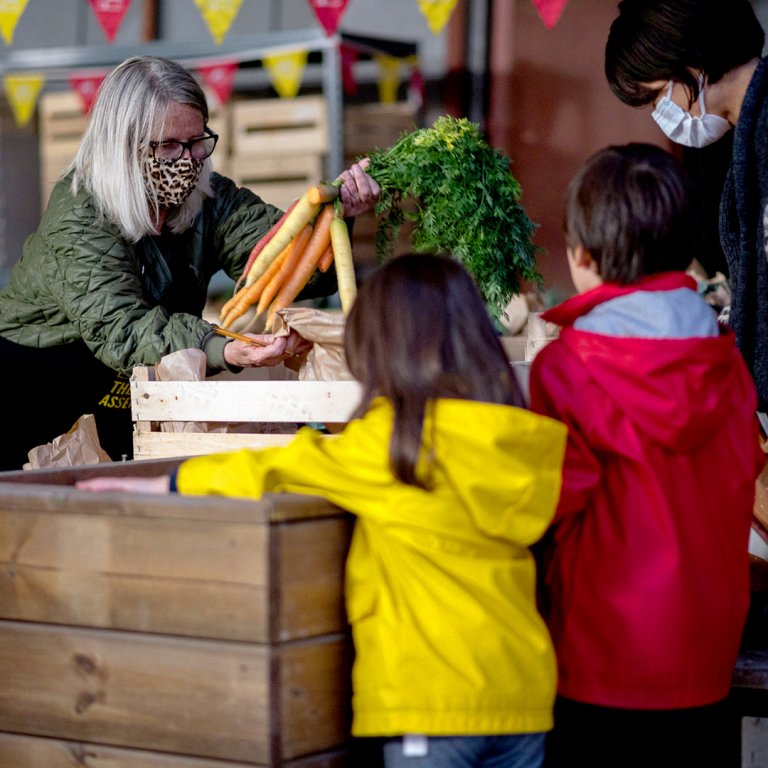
[228,96,329,211]
[0,459,353,767]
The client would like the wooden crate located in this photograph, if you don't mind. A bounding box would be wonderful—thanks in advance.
[343,102,417,161]
[341,102,419,265]
[39,92,87,211]
[228,96,329,211]
[0,459,353,767]
[132,367,362,460]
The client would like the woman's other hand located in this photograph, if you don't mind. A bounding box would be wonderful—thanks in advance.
[337,158,381,217]
[76,475,170,494]
[223,330,312,368]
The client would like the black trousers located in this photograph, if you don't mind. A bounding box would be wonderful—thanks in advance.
[0,336,134,470]
[544,695,739,768]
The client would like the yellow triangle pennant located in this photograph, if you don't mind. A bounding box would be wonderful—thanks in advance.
[263,49,308,99]
[416,0,459,35]
[193,0,242,45]
[374,54,401,105]
[0,0,30,45]
[4,72,43,126]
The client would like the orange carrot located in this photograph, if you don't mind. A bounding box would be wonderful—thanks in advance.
[256,223,313,319]
[221,243,292,328]
[317,242,334,272]
[306,182,340,205]
[266,204,335,329]
[245,193,321,287]
[330,210,356,314]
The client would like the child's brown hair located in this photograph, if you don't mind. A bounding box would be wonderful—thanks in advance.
[564,142,695,284]
[344,253,525,488]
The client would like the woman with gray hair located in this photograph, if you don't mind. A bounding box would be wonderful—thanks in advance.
[0,55,380,468]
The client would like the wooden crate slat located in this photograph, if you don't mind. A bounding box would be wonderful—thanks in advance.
[0,508,350,643]
[276,518,351,642]
[277,639,352,761]
[0,508,270,641]
[131,380,362,423]
[0,732,269,768]
[231,97,328,156]
[0,621,349,764]
[133,431,298,459]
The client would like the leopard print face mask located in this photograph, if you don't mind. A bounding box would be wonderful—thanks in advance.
[143,155,203,208]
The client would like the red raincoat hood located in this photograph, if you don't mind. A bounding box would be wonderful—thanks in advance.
[540,274,747,452]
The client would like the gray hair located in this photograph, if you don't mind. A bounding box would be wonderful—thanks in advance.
[69,55,214,243]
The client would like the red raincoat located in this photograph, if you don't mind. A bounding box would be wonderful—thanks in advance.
[530,273,764,709]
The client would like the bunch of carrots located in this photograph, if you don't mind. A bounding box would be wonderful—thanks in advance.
[219,182,356,331]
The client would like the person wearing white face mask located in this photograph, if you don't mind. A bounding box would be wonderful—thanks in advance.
[651,76,732,149]
[605,0,768,413]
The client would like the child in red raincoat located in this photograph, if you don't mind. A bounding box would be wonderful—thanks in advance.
[529,143,765,768]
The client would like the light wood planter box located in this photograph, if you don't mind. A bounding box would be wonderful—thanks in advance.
[0,459,353,767]
[131,368,362,461]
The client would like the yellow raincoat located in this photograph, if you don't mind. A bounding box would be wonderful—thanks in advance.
[178,397,567,737]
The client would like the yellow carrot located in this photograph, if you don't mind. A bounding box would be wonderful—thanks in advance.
[266,204,335,329]
[245,193,321,287]
[330,211,356,314]
[257,223,314,319]
[221,243,292,328]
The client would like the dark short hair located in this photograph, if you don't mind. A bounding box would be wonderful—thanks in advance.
[344,253,525,488]
[605,0,765,107]
[564,143,695,283]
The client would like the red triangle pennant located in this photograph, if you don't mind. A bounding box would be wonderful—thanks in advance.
[69,72,106,114]
[307,0,350,36]
[197,60,238,106]
[340,43,359,96]
[408,66,425,109]
[531,0,569,29]
[89,0,131,43]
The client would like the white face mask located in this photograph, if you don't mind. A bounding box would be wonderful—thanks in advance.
[651,79,731,148]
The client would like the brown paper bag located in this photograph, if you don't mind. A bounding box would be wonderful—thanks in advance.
[24,413,112,469]
[272,307,354,381]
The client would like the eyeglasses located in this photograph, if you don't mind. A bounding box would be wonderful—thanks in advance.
[149,126,218,163]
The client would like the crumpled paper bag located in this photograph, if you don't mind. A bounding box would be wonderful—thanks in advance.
[272,306,354,381]
[24,413,112,469]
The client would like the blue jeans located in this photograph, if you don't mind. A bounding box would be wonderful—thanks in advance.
[382,734,546,768]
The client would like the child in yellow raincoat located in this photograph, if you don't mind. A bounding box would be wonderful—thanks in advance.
[79,253,567,768]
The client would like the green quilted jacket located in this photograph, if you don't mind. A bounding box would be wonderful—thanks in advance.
[0,172,283,375]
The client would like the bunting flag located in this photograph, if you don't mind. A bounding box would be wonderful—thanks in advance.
[374,54,401,105]
[194,0,242,45]
[263,49,308,99]
[197,60,238,106]
[531,0,569,29]
[4,72,44,126]
[0,0,29,45]
[408,64,425,109]
[307,0,350,37]
[88,0,131,43]
[69,72,106,113]
[416,0,459,36]
[340,43,359,96]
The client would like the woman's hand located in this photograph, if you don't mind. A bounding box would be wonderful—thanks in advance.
[76,475,170,494]
[337,158,381,217]
[223,330,312,368]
